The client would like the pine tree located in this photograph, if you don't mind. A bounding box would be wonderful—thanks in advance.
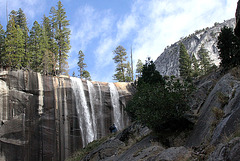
[77,50,91,80]
[191,54,200,77]
[16,8,29,68]
[179,43,192,78]
[77,50,86,78]
[5,16,24,69]
[198,46,212,75]
[0,24,5,68]
[43,15,58,75]
[136,59,143,78]
[82,71,91,81]
[113,45,128,82]
[40,24,51,75]
[15,26,25,69]
[125,61,133,82]
[29,21,43,72]
[218,26,240,68]
[9,10,17,23]
[52,1,71,75]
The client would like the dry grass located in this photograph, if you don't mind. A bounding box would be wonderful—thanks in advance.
[212,107,224,121]
[217,92,229,107]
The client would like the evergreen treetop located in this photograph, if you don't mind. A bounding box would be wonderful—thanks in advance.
[136,59,143,78]
[77,50,91,80]
[113,45,128,82]
[179,43,192,78]
[218,26,240,69]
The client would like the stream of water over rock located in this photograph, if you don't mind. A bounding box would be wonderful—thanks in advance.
[0,71,131,161]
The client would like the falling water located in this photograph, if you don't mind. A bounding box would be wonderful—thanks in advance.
[71,77,94,147]
[108,83,123,131]
[87,80,97,140]
[0,76,9,120]
[97,82,105,137]
[37,73,44,115]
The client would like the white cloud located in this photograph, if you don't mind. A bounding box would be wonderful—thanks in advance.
[83,0,238,81]
[68,5,115,70]
[129,0,237,65]
[0,0,238,82]
[70,5,114,52]
[0,0,47,27]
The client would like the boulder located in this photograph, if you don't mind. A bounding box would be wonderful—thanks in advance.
[208,137,240,161]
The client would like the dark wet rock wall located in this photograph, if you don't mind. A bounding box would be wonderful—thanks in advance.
[0,70,132,161]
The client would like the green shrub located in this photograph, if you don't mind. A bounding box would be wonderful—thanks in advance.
[126,58,194,133]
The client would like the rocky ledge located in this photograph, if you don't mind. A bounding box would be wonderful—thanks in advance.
[72,68,240,161]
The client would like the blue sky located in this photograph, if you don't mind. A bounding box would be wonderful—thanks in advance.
[0,0,238,82]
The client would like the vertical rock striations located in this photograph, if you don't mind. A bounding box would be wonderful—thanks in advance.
[0,70,132,161]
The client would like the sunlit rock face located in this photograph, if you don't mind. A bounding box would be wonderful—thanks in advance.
[154,18,235,77]
[0,70,132,161]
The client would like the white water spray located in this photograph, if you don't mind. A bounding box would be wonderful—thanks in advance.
[71,77,94,147]
[37,73,44,115]
[97,82,105,137]
[108,83,123,131]
[87,80,97,140]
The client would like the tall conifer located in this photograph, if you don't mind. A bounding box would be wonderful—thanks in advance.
[113,45,128,82]
[52,1,71,75]
[179,43,192,78]
[125,61,133,82]
[191,54,200,77]
[77,50,91,80]
[29,21,43,72]
[43,15,58,75]
[0,24,5,68]
[5,16,24,69]
[198,46,212,75]
[16,8,29,68]
[136,59,143,78]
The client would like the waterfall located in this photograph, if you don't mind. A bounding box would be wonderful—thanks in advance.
[97,82,105,137]
[37,73,44,115]
[108,83,123,131]
[87,80,97,140]
[0,78,9,120]
[71,77,94,147]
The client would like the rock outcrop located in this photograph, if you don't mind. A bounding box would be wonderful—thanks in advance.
[154,18,235,76]
[208,137,240,161]
[0,70,133,161]
[186,68,240,147]
[74,68,240,161]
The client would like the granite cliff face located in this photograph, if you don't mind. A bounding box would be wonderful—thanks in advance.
[0,70,132,161]
[154,18,235,76]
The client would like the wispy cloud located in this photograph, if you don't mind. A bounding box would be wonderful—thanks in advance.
[93,0,237,81]
[0,0,48,27]
[129,0,236,63]
[0,0,237,82]
[68,5,115,71]
[70,5,114,52]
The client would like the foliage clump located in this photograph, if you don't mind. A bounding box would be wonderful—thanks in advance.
[0,1,71,76]
[217,26,240,69]
[126,58,194,133]
[112,45,133,82]
[179,43,216,79]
